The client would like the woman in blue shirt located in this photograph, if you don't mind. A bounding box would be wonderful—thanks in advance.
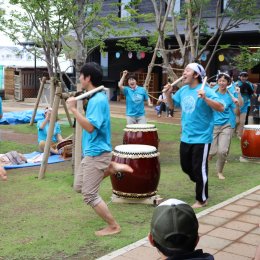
[37,107,63,154]
[118,70,148,124]
[209,72,240,180]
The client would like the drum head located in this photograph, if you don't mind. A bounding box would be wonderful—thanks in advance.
[125,124,156,129]
[243,125,260,130]
[114,144,157,154]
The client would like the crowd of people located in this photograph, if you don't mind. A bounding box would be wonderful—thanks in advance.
[1,62,259,247]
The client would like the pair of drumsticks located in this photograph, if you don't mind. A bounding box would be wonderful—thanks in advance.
[162,76,208,98]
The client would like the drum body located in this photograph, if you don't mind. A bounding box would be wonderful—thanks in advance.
[123,124,159,149]
[57,139,73,158]
[241,125,260,159]
[110,144,160,198]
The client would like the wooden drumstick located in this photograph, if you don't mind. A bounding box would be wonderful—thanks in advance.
[162,76,184,93]
[75,85,105,100]
[198,76,208,98]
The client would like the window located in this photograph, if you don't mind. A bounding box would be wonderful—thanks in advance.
[222,0,228,10]
[100,52,108,77]
[167,0,181,17]
[120,0,131,19]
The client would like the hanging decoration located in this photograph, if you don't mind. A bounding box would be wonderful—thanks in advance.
[201,52,207,61]
[136,52,142,60]
[140,52,146,59]
[157,51,162,58]
[115,52,121,59]
[128,52,133,59]
[218,54,225,62]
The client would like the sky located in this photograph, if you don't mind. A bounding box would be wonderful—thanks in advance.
[0,32,16,46]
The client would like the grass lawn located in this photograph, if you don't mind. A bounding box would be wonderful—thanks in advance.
[0,118,259,259]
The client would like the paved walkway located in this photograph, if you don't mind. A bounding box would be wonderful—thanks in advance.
[97,186,260,260]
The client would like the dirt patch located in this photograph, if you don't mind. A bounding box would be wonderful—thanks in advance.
[1,129,37,144]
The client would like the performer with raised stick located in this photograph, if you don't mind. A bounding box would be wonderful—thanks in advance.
[66,62,133,236]
[208,72,241,180]
[164,63,224,208]
[118,70,149,124]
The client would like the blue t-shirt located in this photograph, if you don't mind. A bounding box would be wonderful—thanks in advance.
[37,120,61,143]
[236,80,254,113]
[0,97,2,117]
[82,91,112,157]
[213,88,236,126]
[173,84,223,144]
[123,86,148,117]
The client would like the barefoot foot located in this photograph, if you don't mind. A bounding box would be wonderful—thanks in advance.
[218,173,225,180]
[192,201,207,209]
[95,225,121,236]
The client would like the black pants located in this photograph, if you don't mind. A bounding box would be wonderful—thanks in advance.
[245,106,251,125]
[180,142,210,203]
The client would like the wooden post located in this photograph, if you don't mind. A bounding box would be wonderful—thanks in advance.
[73,83,83,180]
[61,98,73,127]
[29,77,47,126]
[38,83,62,179]
[50,77,55,107]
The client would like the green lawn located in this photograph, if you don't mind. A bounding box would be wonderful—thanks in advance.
[0,118,259,259]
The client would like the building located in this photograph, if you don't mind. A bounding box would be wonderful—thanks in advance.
[89,0,260,99]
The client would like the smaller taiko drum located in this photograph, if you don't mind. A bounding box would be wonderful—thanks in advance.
[241,125,260,159]
[123,124,159,149]
[110,144,160,198]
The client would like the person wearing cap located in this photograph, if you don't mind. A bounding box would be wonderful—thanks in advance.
[149,198,214,259]
[235,72,254,138]
[66,62,133,237]
[118,70,149,124]
[37,107,64,154]
[164,63,224,208]
[208,72,241,180]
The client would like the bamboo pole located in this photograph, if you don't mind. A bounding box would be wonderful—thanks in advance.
[29,77,47,125]
[73,83,83,179]
[38,83,62,179]
[50,77,55,106]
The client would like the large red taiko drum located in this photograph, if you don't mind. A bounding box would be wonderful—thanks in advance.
[110,144,160,198]
[241,125,260,159]
[123,124,159,149]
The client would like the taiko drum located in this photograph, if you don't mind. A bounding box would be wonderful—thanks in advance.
[241,125,260,159]
[110,144,160,198]
[123,124,159,149]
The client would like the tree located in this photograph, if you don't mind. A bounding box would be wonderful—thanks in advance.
[133,0,260,85]
[232,47,260,71]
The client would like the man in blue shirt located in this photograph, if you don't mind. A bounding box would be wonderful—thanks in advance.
[118,70,148,124]
[66,62,132,236]
[165,63,224,208]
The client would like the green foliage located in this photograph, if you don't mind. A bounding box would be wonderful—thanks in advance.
[232,47,260,70]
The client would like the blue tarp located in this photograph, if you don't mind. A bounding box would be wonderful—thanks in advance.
[3,151,66,170]
[0,110,44,125]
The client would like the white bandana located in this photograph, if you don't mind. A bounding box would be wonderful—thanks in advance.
[187,63,206,79]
